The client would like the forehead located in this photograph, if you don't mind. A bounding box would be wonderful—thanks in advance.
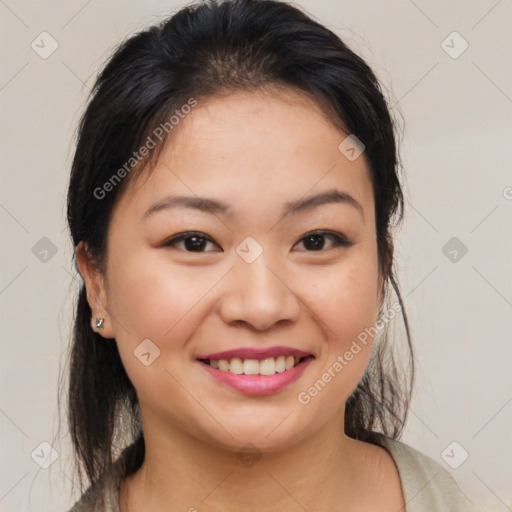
[115,88,374,223]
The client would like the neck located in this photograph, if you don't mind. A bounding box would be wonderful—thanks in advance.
[120,408,368,512]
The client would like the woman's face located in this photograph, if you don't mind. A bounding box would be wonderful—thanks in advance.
[91,88,384,452]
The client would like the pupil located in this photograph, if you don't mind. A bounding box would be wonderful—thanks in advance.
[304,235,324,251]
[185,236,206,251]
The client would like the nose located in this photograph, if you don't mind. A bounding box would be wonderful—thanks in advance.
[218,254,301,331]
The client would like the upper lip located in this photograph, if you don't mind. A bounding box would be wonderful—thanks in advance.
[196,345,313,361]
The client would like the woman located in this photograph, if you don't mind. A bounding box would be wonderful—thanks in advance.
[65,0,477,510]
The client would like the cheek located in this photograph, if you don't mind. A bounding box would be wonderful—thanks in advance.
[108,246,214,339]
[300,253,380,392]
[305,254,380,337]
[103,253,214,403]
[106,254,221,342]
[333,271,379,344]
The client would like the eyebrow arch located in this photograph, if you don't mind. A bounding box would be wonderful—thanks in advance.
[283,189,364,220]
[143,195,233,219]
[142,189,364,221]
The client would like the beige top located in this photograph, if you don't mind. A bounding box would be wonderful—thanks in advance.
[68,432,478,511]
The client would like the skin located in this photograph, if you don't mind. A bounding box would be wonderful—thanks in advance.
[77,87,404,511]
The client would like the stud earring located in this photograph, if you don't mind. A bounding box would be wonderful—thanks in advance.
[95,317,105,330]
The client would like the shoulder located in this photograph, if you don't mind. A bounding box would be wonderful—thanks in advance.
[66,467,121,512]
[66,435,144,512]
[66,451,130,512]
[368,432,479,512]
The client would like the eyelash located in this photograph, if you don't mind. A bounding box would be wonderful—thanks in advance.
[162,230,353,253]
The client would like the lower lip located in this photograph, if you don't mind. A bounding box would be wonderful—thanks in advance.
[198,357,313,395]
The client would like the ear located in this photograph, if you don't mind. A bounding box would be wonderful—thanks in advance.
[75,241,115,338]
[377,238,394,313]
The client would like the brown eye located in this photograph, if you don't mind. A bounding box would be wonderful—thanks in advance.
[163,232,221,252]
[294,231,353,252]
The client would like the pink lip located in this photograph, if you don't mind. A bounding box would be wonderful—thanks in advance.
[196,345,313,361]
[198,357,314,395]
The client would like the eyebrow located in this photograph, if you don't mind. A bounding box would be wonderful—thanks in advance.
[142,189,364,221]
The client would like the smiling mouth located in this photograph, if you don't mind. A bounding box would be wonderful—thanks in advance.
[197,355,314,376]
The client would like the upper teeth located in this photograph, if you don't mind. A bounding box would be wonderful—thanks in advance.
[208,355,299,375]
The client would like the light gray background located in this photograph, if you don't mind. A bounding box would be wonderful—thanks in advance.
[1,1,511,510]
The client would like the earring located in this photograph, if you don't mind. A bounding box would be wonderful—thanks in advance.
[95,317,105,330]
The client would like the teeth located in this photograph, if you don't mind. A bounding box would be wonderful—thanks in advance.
[243,359,260,375]
[230,358,243,374]
[259,357,276,376]
[206,355,306,375]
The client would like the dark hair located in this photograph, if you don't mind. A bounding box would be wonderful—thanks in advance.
[65,0,413,494]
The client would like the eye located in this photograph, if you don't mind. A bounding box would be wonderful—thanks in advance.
[162,230,353,253]
[293,230,353,252]
[162,231,221,252]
